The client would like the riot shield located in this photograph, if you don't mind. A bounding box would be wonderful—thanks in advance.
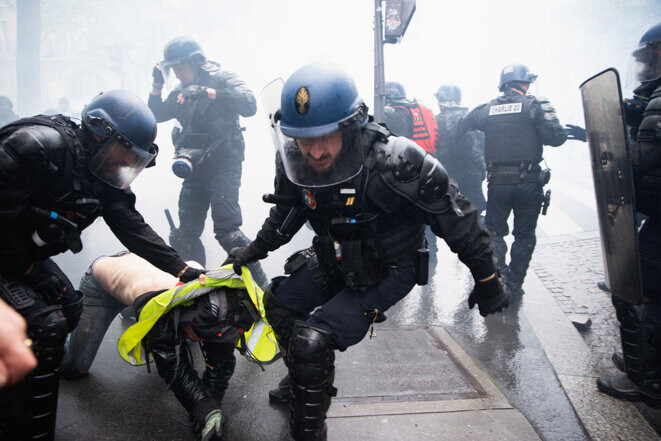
[580,68,645,304]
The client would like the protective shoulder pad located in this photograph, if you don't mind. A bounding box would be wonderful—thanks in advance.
[637,86,661,143]
[2,125,68,172]
[367,135,452,214]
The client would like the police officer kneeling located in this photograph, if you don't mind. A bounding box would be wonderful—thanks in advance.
[225,62,508,440]
[0,91,204,440]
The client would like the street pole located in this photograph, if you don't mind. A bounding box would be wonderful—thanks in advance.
[373,0,385,123]
[17,0,41,116]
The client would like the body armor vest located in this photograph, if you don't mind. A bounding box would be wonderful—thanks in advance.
[484,95,542,164]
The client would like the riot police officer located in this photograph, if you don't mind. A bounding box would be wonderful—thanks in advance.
[225,62,508,440]
[0,90,204,441]
[597,22,661,407]
[457,65,568,298]
[148,36,268,288]
[434,84,486,218]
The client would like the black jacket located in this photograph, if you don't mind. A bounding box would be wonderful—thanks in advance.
[252,123,495,281]
[0,117,186,277]
[148,70,256,162]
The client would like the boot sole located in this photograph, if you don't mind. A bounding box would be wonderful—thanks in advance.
[268,390,289,405]
[597,379,661,408]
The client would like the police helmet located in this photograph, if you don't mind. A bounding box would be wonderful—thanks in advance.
[629,22,661,84]
[160,36,219,76]
[385,81,407,101]
[0,96,13,111]
[82,90,158,189]
[434,84,462,104]
[498,64,537,92]
[276,62,367,187]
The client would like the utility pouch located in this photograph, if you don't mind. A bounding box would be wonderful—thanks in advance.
[414,240,429,286]
[340,240,363,290]
[538,168,551,186]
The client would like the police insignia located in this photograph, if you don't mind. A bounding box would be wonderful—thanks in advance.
[295,87,310,115]
[302,189,317,209]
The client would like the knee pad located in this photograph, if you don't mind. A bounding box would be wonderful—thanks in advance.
[28,307,68,369]
[216,229,250,253]
[288,321,334,385]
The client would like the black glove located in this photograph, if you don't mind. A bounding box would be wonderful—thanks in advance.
[179,266,206,283]
[468,276,509,317]
[565,124,587,142]
[222,244,267,276]
[21,263,69,303]
[181,85,208,102]
[152,65,164,87]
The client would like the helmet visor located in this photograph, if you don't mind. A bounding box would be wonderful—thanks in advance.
[277,117,364,188]
[628,41,661,85]
[89,139,156,189]
[159,60,184,92]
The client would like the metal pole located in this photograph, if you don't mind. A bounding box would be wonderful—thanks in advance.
[373,0,385,123]
[17,0,41,116]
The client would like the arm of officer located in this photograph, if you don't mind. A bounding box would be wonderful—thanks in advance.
[632,88,661,174]
[209,71,257,117]
[147,89,179,123]
[0,126,65,275]
[534,97,568,147]
[101,189,188,278]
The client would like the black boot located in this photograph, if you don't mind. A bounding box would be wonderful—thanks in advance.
[598,297,661,407]
[288,321,336,441]
[269,373,291,405]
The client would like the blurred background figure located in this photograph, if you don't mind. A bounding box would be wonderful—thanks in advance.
[148,36,268,288]
[0,96,18,127]
[434,84,486,222]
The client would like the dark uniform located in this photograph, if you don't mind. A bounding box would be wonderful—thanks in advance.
[149,36,267,287]
[228,63,508,440]
[597,22,661,407]
[0,91,198,440]
[435,105,486,214]
[459,66,567,295]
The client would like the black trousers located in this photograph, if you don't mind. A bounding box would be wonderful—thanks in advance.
[484,181,542,285]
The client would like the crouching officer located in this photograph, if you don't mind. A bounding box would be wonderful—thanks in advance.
[225,62,508,440]
[457,65,568,298]
[0,90,204,440]
[148,36,268,288]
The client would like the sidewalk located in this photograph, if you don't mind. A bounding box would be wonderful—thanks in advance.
[525,230,661,441]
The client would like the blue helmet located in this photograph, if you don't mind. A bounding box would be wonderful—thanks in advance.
[279,62,366,138]
[498,64,537,92]
[385,81,406,101]
[629,22,661,84]
[82,90,158,189]
[434,84,462,104]
[160,36,219,74]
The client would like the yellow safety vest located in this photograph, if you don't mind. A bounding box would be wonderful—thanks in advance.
[117,265,280,366]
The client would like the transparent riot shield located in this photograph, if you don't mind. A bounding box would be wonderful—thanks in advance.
[580,68,645,304]
[260,78,285,153]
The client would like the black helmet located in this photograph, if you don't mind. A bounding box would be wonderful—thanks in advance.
[498,64,537,92]
[385,81,406,100]
[434,84,462,105]
[628,22,661,85]
[82,90,158,189]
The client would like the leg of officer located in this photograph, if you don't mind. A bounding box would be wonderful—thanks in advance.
[508,182,543,295]
[60,263,124,379]
[484,183,514,275]
[174,171,210,266]
[0,274,71,440]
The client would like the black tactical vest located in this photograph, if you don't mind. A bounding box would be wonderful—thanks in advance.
[484,95,542,164]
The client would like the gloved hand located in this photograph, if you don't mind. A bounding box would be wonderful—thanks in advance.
[200,409,223,441]
[21,263,69,303]
[222,244,267,276]
[179,266,206,283]
[181,85,208,102]
[565,124,587,142]
[152,64,164,87]
[468,275,509,317]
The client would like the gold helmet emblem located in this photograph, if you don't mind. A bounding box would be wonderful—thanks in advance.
[295,87,310,115]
